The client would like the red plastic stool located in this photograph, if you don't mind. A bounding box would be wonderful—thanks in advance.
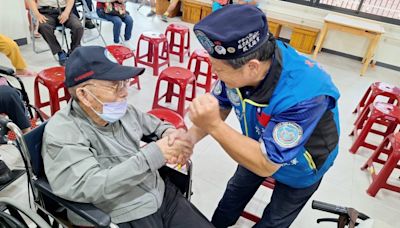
[165,24,190,63]
[240,177,276,223]
[34,66,70,119]
[361,132,400,197]
[136,32,170,76]
[353,82,400,117]
[148,108,187,130]
[349,102,400,154]
[187,49,217,93]
[106,45,140,90]
[152,67,196,117]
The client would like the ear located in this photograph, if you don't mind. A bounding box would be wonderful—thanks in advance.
[246,59,262,78]
[76,87,92,107]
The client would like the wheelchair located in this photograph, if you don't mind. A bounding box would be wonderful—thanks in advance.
[0,197,51,228]
[0,65,44,143]
[0,114,193,228]
[312,200,370,228]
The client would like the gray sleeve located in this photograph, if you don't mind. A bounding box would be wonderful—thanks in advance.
[134,108,175,139]
[42,134,165,204]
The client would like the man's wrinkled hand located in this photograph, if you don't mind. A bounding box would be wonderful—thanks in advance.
[58,11,70,24]
[156,137,193,165]
[189,93,223,133]
[35,13,48,24]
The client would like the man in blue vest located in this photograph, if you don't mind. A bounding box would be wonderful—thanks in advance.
[186,4,341,228]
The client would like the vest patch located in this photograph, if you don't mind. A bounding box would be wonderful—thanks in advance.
[273,122,303,148]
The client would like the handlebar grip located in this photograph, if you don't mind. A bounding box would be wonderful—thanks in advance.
[312,200,369,220]
[312,200,348,215]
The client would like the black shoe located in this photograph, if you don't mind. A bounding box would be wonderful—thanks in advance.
[57,51,68,66]
[85,20,95,29]
[0,160,12,185]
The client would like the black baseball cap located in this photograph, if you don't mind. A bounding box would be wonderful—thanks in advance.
[194,4,269,60]
[65,46,145,88]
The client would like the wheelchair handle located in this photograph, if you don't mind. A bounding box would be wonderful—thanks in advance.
[312,200,369,220]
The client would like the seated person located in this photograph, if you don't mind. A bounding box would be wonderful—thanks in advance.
[41,46,214,227]
[0,33,35,133]
[147,0,181,22]
[26,0,84,66]
[96,0,134,49]
[0,34,36,77]
[71,0,96,29]
[160,0,180,22]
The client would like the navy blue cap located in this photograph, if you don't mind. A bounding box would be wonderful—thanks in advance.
[65,46,145,88]
[194,4,269,60]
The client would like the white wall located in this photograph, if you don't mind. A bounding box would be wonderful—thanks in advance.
[0,0,30,41]
[260,0,400,68]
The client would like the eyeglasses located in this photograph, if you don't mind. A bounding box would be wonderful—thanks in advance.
[85,80,130,94]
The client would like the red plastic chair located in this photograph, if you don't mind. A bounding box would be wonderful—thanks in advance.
[165,24,190,63]
[152,67,196,117]
[106,45,140,90]
[187,49,217,93]
[148,108,187,130]
[136,32,170,76]
[240,177,276,223]
[361,132,400,197]
[349,102,400,154]
[353,82,400,118]
[34,66,70,119]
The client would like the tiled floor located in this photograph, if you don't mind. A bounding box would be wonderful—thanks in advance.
[1,2,400,227]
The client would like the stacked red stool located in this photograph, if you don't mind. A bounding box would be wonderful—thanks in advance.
[165,24,191,63]
[349,102,400,154]
[353,82,400,118]
[240,177,276,223]
[34,66,70,119]
[361,132,400,197]
[148,108,187,130]
[152,67,196,117]
[187,49,217,93]
[136,32,170,76]
[106,45,141,90]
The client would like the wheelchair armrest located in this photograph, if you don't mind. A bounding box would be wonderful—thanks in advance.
[34,179,111,228]
[0,66,15,76]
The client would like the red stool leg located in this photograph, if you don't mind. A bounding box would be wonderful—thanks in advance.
[354,86,372,113]
[153,42,160,76]
[177,84,187,116]
[367,151,400,197]
[152,79,162,110]
[179,32,184,63]
[165,82,174,103]
[186,31,190,57]
[48,87,61,115]
[349,117,376,154]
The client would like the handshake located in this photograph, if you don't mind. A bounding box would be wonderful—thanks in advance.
[156,128,194,165]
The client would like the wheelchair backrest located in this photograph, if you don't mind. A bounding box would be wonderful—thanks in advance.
[23,122,47,179]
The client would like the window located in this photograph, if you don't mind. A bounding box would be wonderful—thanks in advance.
[283,0,400,25]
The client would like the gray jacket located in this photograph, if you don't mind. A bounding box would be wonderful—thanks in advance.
[42,100,174,224]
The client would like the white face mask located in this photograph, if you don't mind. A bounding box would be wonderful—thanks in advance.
[85,89,128,123]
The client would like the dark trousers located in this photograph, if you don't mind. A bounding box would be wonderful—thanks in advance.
[96,8,133,43]
[211,166,322,228]
[38,8,84,54]
[117,179,214,228]
[0,85,30,130]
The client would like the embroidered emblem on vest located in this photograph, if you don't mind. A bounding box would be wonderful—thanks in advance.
[273,122,303,148]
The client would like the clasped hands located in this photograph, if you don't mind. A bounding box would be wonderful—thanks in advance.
[156,128,194,165]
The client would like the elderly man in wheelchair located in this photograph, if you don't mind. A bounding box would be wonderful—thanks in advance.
[35,46,213,227]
